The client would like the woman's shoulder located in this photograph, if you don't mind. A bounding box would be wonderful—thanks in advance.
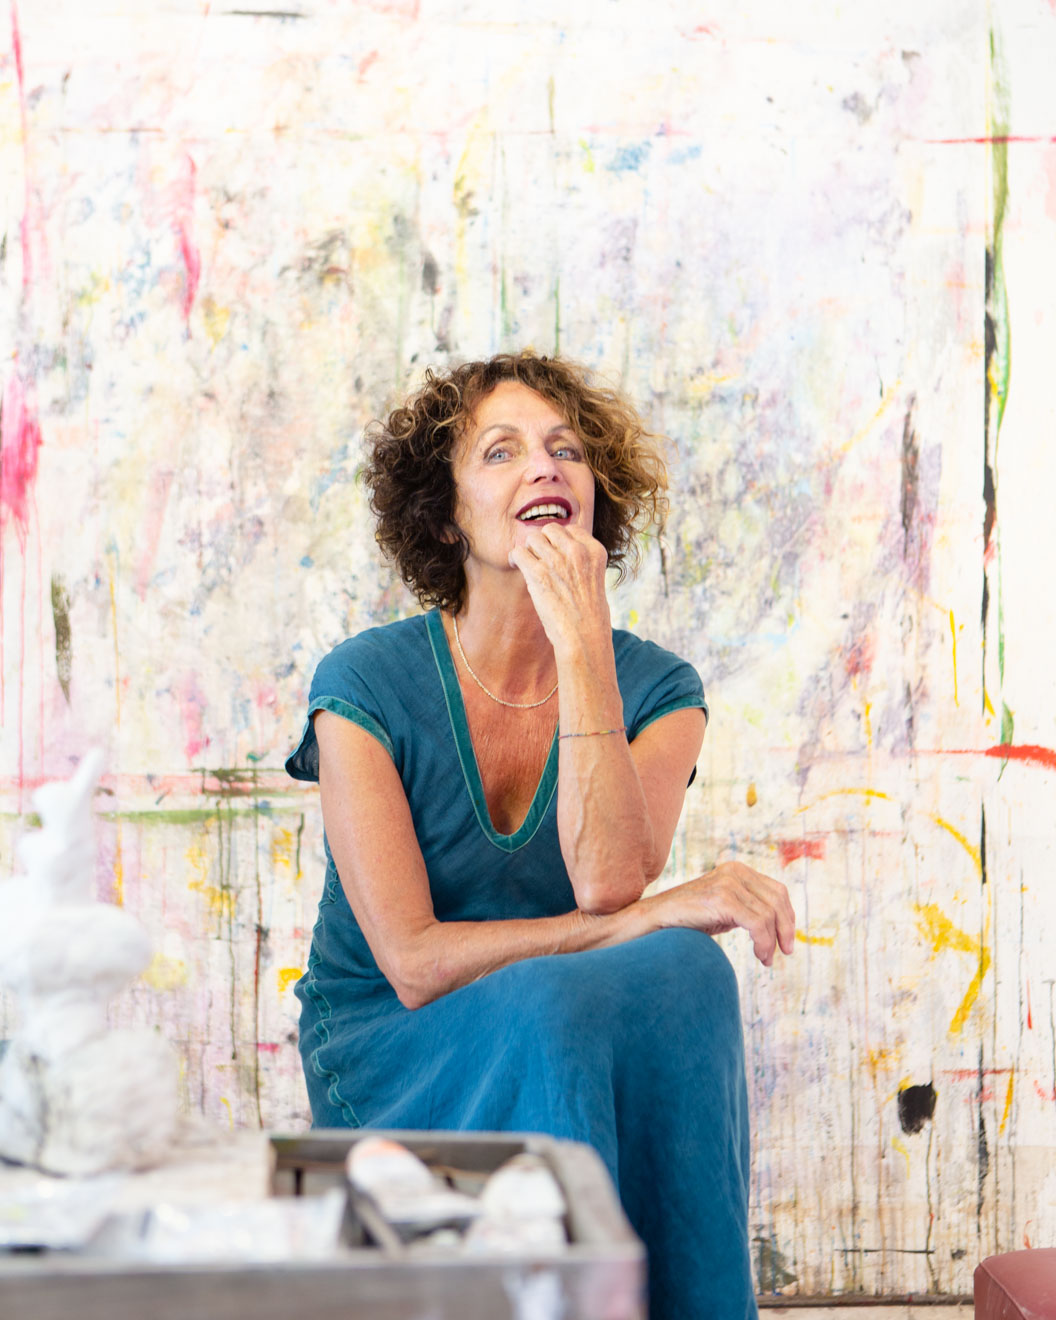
[313,614,432,684]
[611,628,707,731]
[611,627,698,677]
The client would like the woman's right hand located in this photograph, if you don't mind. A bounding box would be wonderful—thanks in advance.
[648,861,796,967]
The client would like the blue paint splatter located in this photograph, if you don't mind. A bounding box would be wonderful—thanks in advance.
[607,142,652,173]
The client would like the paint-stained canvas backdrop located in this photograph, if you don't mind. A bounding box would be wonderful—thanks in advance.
[2,0,1054,1298]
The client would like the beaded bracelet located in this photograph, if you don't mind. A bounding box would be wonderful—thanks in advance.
[558,725,628,740]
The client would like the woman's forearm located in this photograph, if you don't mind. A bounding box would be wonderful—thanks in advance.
[391,895,658,1010]
[553,625,659,913]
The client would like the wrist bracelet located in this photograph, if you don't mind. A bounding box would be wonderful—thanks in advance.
[558,725,628,740]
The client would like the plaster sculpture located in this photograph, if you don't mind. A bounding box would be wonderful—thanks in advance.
[0,750,178,1175]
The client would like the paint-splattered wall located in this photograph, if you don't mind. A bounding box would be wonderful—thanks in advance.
[2,0,1054,1298]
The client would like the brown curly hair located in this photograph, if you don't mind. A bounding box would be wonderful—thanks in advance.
[362,351,669,613]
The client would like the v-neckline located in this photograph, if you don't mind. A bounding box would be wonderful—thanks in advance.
[426,610,559,852]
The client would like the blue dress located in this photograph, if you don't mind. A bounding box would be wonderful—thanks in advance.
[286,610,757,1319]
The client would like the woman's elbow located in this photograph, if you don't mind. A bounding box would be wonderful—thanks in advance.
[383,943,447,1011]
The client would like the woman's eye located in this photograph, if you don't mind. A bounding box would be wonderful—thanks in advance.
[554,444,582,460]
[484,445,511,462]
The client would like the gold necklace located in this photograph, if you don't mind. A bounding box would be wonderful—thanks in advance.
[452,614,558,710]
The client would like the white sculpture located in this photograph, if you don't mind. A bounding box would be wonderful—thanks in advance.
[0,750,178,1175]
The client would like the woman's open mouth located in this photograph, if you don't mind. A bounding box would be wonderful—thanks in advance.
[517,499,572,524]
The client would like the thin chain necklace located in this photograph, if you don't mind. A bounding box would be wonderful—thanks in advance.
[452,614,558,710]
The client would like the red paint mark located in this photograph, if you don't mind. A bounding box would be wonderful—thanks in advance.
[1027,981,1033,1030]
[1025,1231,1034,1249]
[0,373,44,546]
[777,839,826,867]
[1034,1080,1056,1103]
[256,1042,280,1054]
[176,220,200,322]
[357,50,379,79]
[845,634,873,680]
[985,743,1056,771]
[937,744,1056,772]
[983,537,997,567]
[942,1067,1012,1082]
[923,135,1056,145]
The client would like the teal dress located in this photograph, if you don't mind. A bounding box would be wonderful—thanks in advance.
[286,611,757,1319]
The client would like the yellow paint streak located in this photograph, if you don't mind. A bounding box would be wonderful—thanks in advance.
[914,903,991,1035]
[798,790,982,878]
[278,966,303,994]
[578,137,595,172]
[836,379,903,458]
[891,1136,911,1174]
[188,878,235,919]
[925,814,983,874]
[863,701,873,746]
[999,1071,1015,1135]
[219,1096,234,1129]
[796,931,835,946]
[628,609,639,628]
[949,609,959,706]
[949,947,992,1035]
[685,369,736,400]
[915,903,978,956]
[187,841,235,918]
[865,1047,900,1079]
[270,827,295,872]
[983,688,995,718]
[746,781,758,808]
[797,787,894,813]
[141,953,188,990]
[202,296,231,348]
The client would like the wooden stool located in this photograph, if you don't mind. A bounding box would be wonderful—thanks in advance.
[975,1249,1056,1318]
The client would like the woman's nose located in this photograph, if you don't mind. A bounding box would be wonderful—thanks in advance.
[524,445,559,481]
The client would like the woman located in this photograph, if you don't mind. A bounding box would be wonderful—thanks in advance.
[286,351,794,1319]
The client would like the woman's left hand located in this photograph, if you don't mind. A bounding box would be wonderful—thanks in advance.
[508,523,611,656]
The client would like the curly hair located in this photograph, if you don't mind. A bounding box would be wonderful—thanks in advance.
[362,351,669,613]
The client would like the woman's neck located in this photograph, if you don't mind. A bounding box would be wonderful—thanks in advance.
[447,576,556,700]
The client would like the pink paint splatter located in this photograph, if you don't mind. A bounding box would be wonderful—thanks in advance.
[172,154,200,325]
[776,839,826,867]
[1,373,43,546]
[178,673,212,763]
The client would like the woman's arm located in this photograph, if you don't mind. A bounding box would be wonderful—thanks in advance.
[510,522,703,913]
[316,710,793,1010]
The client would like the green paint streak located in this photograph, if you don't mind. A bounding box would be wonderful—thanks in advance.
[988,30,1011,444]
[1000,702,1014,745]
[50,574,72,702]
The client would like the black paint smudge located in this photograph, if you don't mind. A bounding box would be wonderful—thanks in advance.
[980,805,988,886]
[900,396,919,557]
[897,1082,937,1134]
[421,251,440,296]
[50,574,72,702]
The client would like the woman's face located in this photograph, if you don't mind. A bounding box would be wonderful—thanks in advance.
[451,380,596,582]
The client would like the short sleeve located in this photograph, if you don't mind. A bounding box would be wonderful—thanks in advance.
[613,632,709,741]
[284,637,396,783]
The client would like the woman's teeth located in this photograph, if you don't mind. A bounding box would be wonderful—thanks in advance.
[518,504,569,521]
